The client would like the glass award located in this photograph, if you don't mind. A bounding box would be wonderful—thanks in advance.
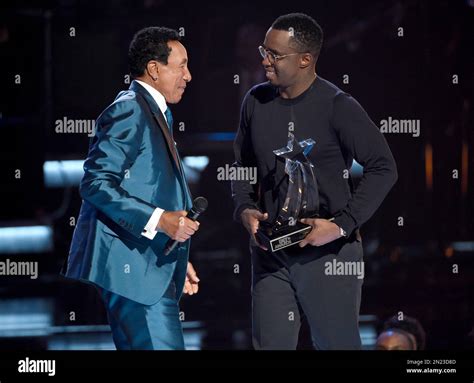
[257,133,319,252]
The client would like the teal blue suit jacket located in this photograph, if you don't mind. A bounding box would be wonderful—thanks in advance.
[63,81,192,305]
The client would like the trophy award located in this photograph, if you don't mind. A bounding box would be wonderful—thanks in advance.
[256,133,319,252]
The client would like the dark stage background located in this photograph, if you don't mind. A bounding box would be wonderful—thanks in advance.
[0,0,473,351]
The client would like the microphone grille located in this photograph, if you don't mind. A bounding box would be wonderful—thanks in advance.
[193,196,208,213]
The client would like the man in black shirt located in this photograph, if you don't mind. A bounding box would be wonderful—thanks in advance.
[232,13,397,349]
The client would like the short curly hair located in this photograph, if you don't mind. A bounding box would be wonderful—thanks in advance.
[128,27,181,78]
[271,13,323,58]
[383,315,427,350]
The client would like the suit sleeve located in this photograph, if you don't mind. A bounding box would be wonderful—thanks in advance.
[331,93,398,236]
[231,90,260,222]
[80,99,156,239]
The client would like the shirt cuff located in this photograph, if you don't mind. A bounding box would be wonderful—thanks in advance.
[332,211,357,238]
[142,207,165,240]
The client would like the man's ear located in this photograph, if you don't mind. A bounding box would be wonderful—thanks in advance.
[299,53,313,69]
[146,60,160,81]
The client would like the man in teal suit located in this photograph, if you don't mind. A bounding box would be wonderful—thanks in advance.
[63,27,201,350]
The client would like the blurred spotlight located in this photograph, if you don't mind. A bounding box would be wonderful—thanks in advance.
[0,226,53,254]
[182,156,209,171]
[444,246,454,258]
[451,241,474,252]
[182,156,209,184]
[196,132,235,142]
[43,160,84,188]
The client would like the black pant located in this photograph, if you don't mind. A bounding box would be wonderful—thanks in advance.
[251,237,364,350]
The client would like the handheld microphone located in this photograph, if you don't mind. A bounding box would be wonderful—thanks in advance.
[164,196,208,256]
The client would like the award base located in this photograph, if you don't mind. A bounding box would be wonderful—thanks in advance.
[256,221,312,252]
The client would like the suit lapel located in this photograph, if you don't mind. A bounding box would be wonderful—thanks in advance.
[155,109,192,207]
[130,81,192,208]
[151,109,181,171]
[153,111,193,209]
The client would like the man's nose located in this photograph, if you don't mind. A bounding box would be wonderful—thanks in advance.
[262,55,271,67]
[184,68,192,82]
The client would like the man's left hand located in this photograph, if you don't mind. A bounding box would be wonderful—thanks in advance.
[299,218,342,248]
[183,262,200,295]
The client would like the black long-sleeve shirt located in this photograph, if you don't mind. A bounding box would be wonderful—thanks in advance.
[231,76,398,237]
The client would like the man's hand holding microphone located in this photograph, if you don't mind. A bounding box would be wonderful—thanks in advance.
[156,197,208,295]
[157,210,200,243]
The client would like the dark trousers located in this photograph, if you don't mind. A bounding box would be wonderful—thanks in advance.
[251,237,364,350]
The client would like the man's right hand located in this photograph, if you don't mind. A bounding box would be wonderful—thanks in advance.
[240,208,268,251]
[157,210,200,242]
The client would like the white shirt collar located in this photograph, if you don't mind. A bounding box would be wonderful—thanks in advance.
[135,80,168,114]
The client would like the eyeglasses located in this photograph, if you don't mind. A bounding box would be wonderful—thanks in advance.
[258,45,301,64]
